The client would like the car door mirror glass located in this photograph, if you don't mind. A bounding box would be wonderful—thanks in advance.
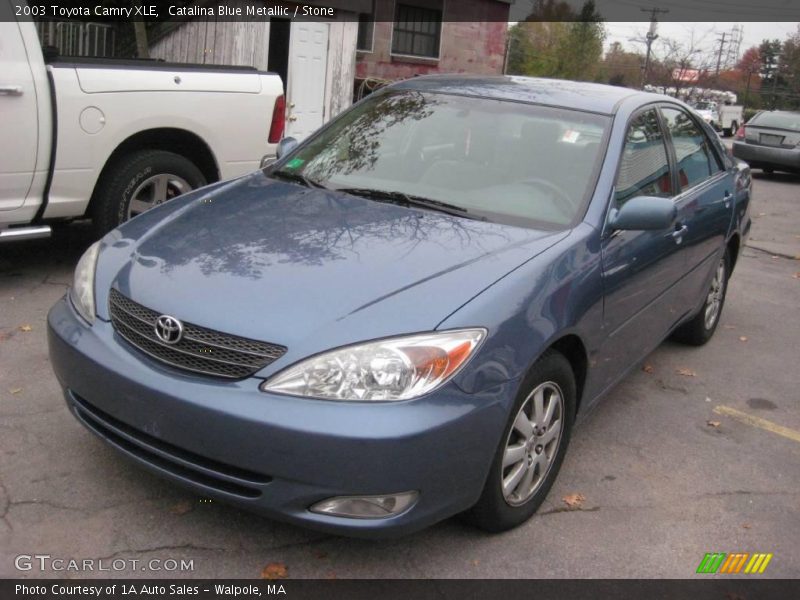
[609,196,676,231]
[276,137,299,159]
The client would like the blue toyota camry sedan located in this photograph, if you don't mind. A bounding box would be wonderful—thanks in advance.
[48,76,751,537]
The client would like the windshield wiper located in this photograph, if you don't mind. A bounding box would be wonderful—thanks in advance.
[270,169,326,189]
[336,187,484,220]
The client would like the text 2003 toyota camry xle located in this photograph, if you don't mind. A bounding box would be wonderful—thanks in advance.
[48,76,751,537]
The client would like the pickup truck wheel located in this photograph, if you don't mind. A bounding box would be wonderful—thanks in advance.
[465,350,576,533]
[672,251,729,346]
[91,150,206,235]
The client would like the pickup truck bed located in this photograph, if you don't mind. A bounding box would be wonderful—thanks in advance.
[1,11,284,240]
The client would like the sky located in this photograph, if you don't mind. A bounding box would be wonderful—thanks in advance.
[605,22,800,64]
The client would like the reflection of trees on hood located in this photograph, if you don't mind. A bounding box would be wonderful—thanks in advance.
[300,92,439,181]
[146,177,512,280]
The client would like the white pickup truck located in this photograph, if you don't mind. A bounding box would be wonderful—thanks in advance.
[0,4,285,241]
[692,100,744,138]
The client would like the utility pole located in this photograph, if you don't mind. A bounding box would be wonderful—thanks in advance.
[640,7,669,89]
[715,32,727,77]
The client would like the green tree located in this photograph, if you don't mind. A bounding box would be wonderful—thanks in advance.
[506,1,605,81]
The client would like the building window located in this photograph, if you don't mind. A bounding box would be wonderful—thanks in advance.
[356,2,374,52]
[392,3,442,59]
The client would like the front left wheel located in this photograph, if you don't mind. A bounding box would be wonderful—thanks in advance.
[466,350,576,533]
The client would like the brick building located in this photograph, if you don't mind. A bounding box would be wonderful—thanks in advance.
[355,0,511,86]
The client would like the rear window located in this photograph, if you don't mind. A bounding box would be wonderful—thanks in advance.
[749,112,800,131]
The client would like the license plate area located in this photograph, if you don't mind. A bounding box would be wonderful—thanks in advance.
[759,133,785,146]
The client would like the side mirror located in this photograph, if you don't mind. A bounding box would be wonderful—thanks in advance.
[609,196,676,231]
[276,137,299,160]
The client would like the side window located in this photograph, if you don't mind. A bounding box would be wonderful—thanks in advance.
[661,106,722,191]
[614,109,673,206]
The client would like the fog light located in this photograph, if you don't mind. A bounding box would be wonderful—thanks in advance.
[309,491,418,519]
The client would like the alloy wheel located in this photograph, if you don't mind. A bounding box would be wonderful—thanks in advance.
[127,173,191,219]
[704,258,726,330]
[501,381,564,507]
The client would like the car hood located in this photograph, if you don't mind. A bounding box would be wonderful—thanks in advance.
[97,172,566,369]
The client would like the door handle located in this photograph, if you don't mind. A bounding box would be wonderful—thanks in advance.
[672,224,688,243]
[0,85,23,96]
[287,115,298,122]
[723,191,732,209]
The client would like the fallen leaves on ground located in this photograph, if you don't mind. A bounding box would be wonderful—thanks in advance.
[676,368,697,377]
[170,500,193,515]
[261,562,288,580]
[562,493,586,509]
[707,420,721,428]
[642,364,654,374]
[739,336,748,342]
[18,324,32,332]
[0,331,11,342]
[722,324,736,330]
[471,559,480,567]
[794,272,800,279]
[9,388,22,395]
[312,550,328,560]
[742,523,752,529]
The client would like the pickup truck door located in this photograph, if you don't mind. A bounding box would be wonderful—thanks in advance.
[658,105,734,310]
[0,20,39,211]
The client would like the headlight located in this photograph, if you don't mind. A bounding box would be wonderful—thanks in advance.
[261,328,486,401]
[69,241,101,324]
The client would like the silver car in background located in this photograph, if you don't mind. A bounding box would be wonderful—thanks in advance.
[732,110,800,174]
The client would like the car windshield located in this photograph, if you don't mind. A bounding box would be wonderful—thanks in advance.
[694,102,715,110]
[749,111,800,131]
[276,91,610,229]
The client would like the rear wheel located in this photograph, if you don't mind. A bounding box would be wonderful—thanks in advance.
[672,251,729,346]
[91,150,206,236]
[466,350,576,532]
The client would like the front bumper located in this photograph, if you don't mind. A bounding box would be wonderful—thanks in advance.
[47,297,513,538]
[733,142,800,171]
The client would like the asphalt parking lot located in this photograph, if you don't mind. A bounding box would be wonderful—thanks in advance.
[1,170,799,579]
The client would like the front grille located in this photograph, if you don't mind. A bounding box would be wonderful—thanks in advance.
[108,288,286,379]
[70,391,270,498]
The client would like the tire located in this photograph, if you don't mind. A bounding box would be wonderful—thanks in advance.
[465,350,576,533]
[730,121,738,137]
[91,150,206,236]
[672,250,729,346]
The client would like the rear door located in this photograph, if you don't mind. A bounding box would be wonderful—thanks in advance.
[0,20,39,211]
[658,105,733,309]
[600,108,685,387]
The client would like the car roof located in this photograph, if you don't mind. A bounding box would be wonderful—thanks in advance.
[388,74,667,115]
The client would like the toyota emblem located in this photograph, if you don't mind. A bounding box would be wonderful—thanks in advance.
[154,315,183,344]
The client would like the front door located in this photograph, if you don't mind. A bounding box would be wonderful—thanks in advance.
[599,108,685,389]
[0,20,38,211]
[286,21,329,141]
